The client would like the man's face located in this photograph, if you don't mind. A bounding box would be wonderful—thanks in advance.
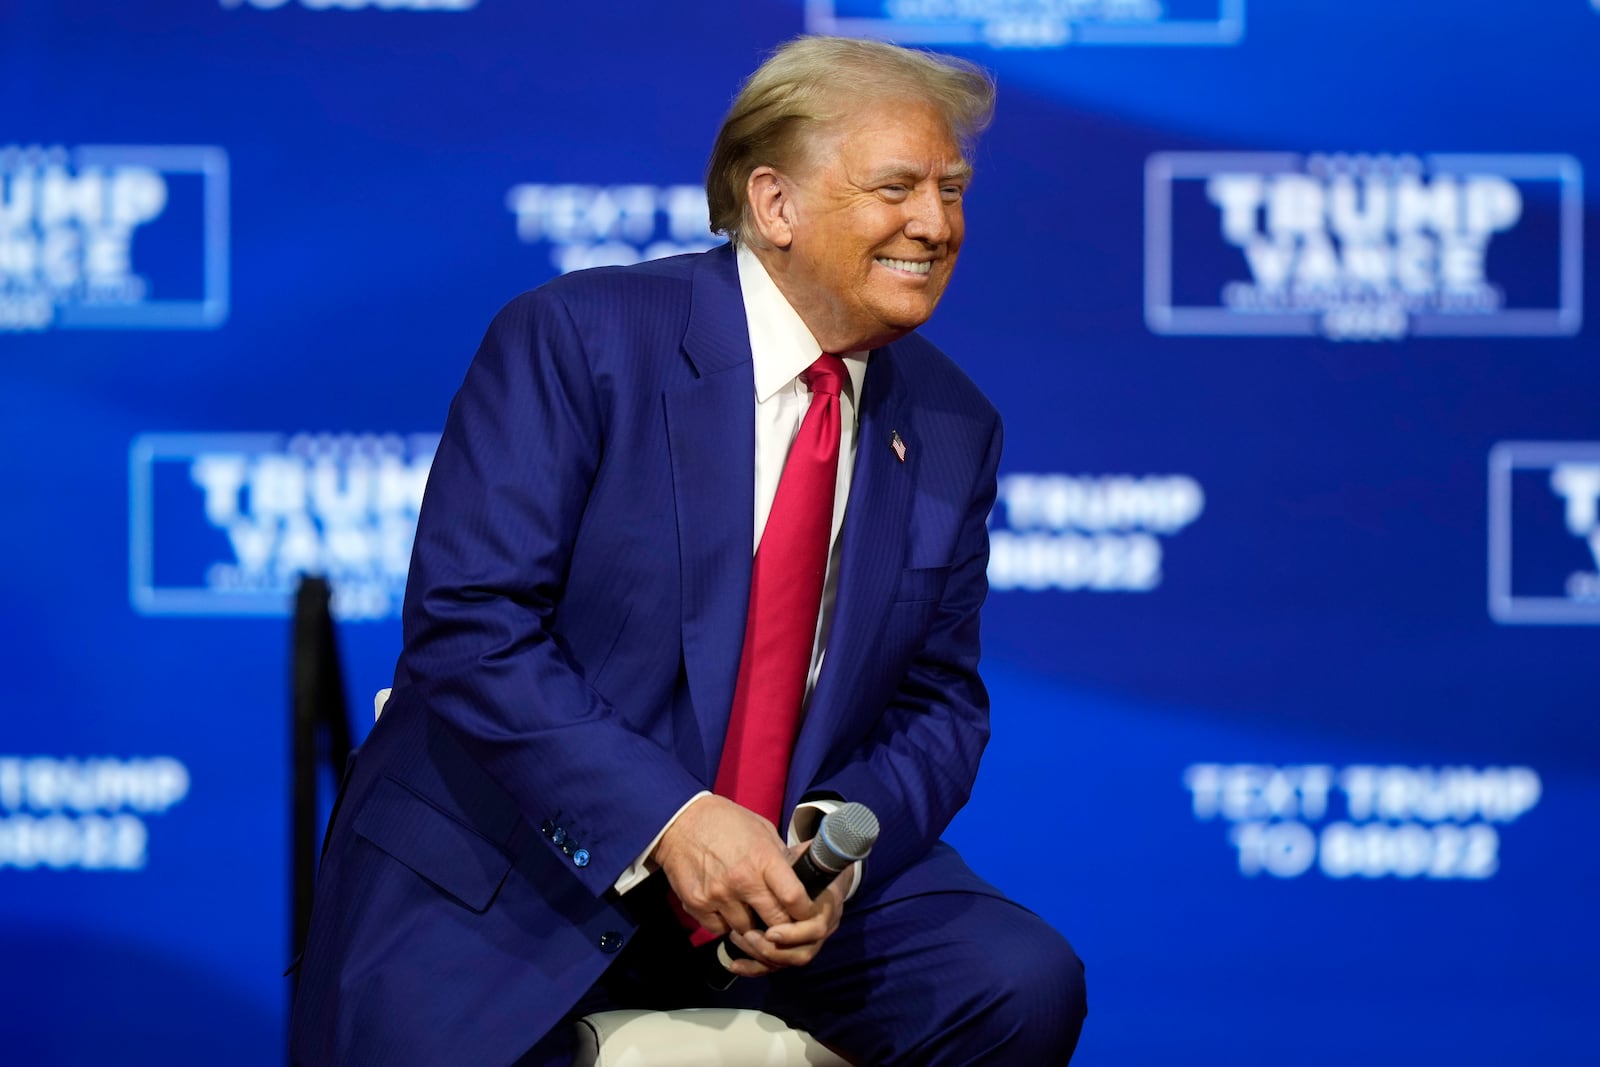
[776,99,970,352]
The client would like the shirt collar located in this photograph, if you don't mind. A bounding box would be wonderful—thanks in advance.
[736,242,868,404]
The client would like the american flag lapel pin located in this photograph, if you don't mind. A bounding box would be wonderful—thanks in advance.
[890,429,907,463]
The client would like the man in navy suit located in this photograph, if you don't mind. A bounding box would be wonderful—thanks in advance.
[292,35,1085,1066]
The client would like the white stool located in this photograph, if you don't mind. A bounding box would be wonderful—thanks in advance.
[572,1009,848,1067]
[371,691,847,1066]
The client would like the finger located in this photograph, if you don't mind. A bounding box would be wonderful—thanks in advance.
[743,881,801,930]
[758,943,822,968]
[714,901,758,937]
[762,864,814,923]
[766,899,840,948]
[764,914,828,947]
[727,927,790,971]
[767,885,843,946]
[677,883,746,937]
[728,956,775,979]
[696,912,730,937]
[670,883,736,936]
[736,928,825,969]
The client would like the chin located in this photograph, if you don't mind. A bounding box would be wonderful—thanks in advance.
[879,301,938,332]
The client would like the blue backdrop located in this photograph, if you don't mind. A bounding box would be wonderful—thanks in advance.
[3,1,1596,1063]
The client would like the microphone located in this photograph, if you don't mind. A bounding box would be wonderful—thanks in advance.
[702,801,880,990]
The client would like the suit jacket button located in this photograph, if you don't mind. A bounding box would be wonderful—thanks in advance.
[573,848,591,868]
[540,820,555,837]
[599,931,623,953]
[552,827,567,846]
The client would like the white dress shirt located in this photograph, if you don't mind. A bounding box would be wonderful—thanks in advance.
[611,244,868,896]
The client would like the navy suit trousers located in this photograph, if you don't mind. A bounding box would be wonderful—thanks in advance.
[517,874,1086,1067]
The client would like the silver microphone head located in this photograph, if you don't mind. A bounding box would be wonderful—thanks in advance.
[813,802,880,870]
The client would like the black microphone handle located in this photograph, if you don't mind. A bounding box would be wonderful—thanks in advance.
[792,845,846,898]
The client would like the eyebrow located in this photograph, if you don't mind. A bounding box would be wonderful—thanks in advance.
[865,161,974,184]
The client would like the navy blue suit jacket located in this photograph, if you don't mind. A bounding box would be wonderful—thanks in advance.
[290,244,1006,1066]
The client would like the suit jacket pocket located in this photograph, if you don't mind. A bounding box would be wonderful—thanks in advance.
[353,775,513,913]
[894,565,950,604]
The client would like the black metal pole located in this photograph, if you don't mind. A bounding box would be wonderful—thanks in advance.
[288,574,352,1049]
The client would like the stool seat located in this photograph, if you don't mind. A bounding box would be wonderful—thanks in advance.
[573,1009,850,1067]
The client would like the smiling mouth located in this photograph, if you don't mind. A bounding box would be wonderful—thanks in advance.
[875,257,932,276]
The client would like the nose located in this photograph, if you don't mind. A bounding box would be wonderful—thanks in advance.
[903,185,953,245]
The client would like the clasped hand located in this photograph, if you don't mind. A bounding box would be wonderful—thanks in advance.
[650,794,852,978]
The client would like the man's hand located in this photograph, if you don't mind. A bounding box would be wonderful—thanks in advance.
[730,840,853,975]
[651,795,809,974]
[650,796,852,978]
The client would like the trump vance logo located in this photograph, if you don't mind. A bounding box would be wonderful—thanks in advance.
[129,432,438,621]
[219,0,476,10]
[0,145,228,332]
[1488,441,1600,625]
[1145,152,1582,341]
[807,0,1244,49]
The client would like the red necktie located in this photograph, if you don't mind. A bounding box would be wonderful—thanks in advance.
[713,352,849,825]
[674,353,847,945]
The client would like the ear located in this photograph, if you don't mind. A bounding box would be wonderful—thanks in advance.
[746,166,795,250]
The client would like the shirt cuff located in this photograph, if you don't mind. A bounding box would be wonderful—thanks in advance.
[790,799,863,902]
[613,790,712,896]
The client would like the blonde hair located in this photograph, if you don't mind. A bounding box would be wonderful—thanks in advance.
[705,36,996,242]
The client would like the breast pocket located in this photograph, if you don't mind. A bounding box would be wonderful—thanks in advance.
[353,775,513,913]
[893,565,950,604]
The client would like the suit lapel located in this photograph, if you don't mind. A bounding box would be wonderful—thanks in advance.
[785,343,916,817]
[666,247,755,781]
